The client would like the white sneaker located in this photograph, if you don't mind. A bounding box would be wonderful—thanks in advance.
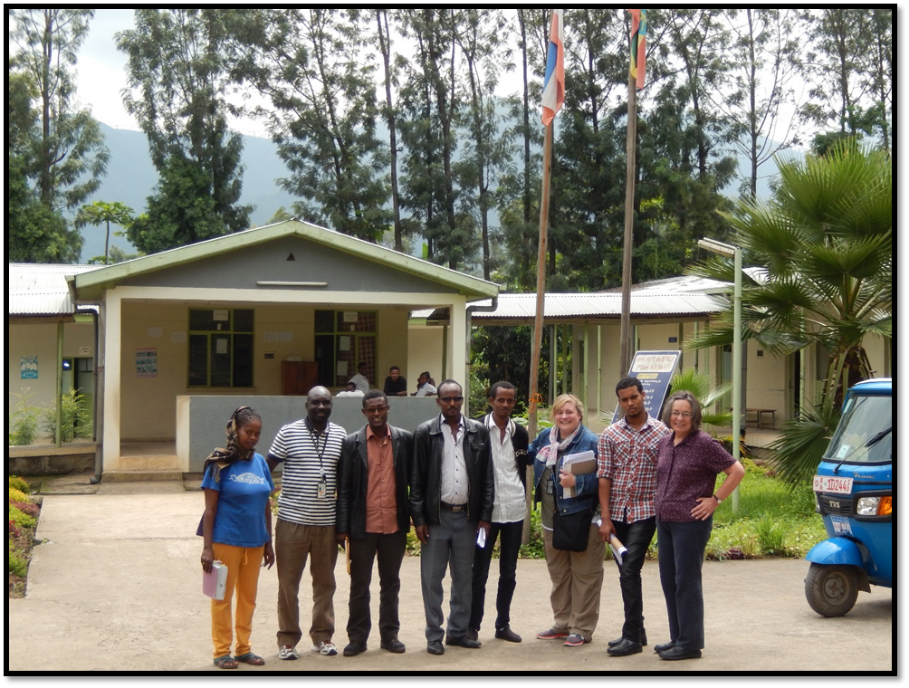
[312,641,338,656]
[278,645,299,660]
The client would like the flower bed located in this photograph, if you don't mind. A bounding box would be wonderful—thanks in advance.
[8,476,40,598]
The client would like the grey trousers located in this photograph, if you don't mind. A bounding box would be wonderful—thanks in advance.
[420,509,475,643]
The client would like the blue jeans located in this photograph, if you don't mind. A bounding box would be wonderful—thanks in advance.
[420,510,476,642]
[656,517,712,650]
[469,520,523,632]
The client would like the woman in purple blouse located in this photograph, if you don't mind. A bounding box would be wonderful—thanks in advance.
[653,391,745,661]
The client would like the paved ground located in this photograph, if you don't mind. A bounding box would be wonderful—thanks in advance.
[8,481,893,674]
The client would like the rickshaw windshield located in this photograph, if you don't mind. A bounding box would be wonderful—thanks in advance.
[823,394,892,464]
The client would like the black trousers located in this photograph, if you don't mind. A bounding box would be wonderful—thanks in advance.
[611,516,657,641]
[656,517,712,650]
[469,520,524,632]
[346,530,407,643]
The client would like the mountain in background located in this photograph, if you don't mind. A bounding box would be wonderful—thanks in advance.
[72,122,791,263]
[71,123,299,262]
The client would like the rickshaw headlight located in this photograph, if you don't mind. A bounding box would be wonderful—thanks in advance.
[856,496,892,516]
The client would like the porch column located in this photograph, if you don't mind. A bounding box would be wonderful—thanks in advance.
[102,291,122,471]
[449,297,467,405]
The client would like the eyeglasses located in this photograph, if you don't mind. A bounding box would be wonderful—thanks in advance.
[670,411,692,418]
[439,396,464,403]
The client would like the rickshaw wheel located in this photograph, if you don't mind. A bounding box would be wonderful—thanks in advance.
[805,563,859,617]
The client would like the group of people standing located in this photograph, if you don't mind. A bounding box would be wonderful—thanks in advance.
[199,374,744,669]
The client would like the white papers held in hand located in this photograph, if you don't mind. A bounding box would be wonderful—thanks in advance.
[609,535,628,567]
[477,528,487,548]
[203,560,228,600]
[561,450,597,498]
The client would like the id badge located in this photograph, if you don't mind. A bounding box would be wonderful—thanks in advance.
[545,480,554,495]
[317,479,327,499]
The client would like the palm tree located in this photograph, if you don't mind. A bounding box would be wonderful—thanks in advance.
[686,140,891,485]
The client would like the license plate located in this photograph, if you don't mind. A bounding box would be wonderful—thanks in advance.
[830,514,853,537]
[813,475,854,495]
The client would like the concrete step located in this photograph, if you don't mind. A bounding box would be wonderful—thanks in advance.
[116,455,180,471]
[102,470,184,482]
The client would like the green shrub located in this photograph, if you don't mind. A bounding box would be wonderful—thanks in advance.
[405,526,422,556]
[8,487,29,504]
[8,504,36,530]
[42,389,93,443]
[8,476,30,493]
[8,544,28,577]
[9,388,40,446]
[9,500,39,517]
[519,507,546,559]
[754,515,788,556]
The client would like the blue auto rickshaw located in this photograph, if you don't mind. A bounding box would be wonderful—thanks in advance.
[805,378,892,617]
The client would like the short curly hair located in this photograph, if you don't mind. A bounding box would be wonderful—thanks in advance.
[661,391,702,432]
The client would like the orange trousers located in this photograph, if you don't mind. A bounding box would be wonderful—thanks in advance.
[211,542,265,658]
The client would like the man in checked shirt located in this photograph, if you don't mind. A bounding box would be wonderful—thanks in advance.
[597,376,670,657]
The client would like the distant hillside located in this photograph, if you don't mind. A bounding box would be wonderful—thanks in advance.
[71,123,298,262]
[73,122,792,263]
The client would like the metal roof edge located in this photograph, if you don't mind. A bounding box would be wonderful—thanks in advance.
[71,220,498,299]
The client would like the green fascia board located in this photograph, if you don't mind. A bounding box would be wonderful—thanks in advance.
[68,219,499,301]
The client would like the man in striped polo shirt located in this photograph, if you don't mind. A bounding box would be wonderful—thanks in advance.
[597,376,670,657]
[267,386,347,659]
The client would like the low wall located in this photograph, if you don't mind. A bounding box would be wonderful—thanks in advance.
[177,395,440,472]
[8,442,97,476]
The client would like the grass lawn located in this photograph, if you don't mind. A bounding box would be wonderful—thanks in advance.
[702,458,826,560]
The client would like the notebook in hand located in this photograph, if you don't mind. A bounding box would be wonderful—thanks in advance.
[203,560,228,600]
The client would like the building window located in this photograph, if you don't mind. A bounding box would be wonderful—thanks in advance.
[188,309,254,387]
[314,310,376,388]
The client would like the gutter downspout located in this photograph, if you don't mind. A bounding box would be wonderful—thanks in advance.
[465,296,499,417]
[76,306,103,484]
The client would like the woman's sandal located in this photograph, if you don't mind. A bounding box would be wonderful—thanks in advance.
[213,655,239,669]
[234,652,265,666]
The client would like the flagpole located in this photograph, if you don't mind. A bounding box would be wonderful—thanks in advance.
[619,72,637,378]
[528,121,553,442]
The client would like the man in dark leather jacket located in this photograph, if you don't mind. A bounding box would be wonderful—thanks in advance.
[410,380,494,656]
[336,391,412,657]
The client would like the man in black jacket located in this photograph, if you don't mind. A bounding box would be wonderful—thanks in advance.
[410,380,494,656]
[468,381,531,643]
[336,391,413,657]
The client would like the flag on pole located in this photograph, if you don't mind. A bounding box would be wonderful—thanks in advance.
[541,9,565,127]
[628,9,646,90]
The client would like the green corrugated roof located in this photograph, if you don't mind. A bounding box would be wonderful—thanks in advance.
[69,219,499,301]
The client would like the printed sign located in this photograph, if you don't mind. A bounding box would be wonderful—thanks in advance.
[136,348,157,377]
[613,350,682,423]
[20,356,38,379]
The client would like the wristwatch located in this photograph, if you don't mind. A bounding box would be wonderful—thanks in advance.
[713,494,723,505]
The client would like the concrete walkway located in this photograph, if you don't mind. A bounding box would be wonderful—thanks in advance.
[8,482,893,674]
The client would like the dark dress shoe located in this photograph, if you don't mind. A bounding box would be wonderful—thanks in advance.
[380,638,406,654]
[609,629,647,647]
[654,641,675,654]
[659,645,702,661]
[465,628,479,640]
[494,626,522,643]
[343,641,367,657]
[445,635,482,649]
[427,640,445,655]
[607,638,643,656]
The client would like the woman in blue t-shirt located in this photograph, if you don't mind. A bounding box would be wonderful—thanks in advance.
[201,406,275,669]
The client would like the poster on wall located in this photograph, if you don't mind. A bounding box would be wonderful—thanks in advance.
[20,356,38,379]
[136,348,158,377]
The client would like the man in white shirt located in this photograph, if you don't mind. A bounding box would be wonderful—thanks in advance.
[410,380,494,655]
[412,371,437,397]
[348,363,370,394]
[468,381,531,644]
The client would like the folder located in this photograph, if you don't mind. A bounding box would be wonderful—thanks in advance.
[561,450,597,498]
[203,560,228,600]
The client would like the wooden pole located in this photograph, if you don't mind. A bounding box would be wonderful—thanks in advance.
[528,122,554,440]
[619,73,638,378]
[524,122,554,546]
